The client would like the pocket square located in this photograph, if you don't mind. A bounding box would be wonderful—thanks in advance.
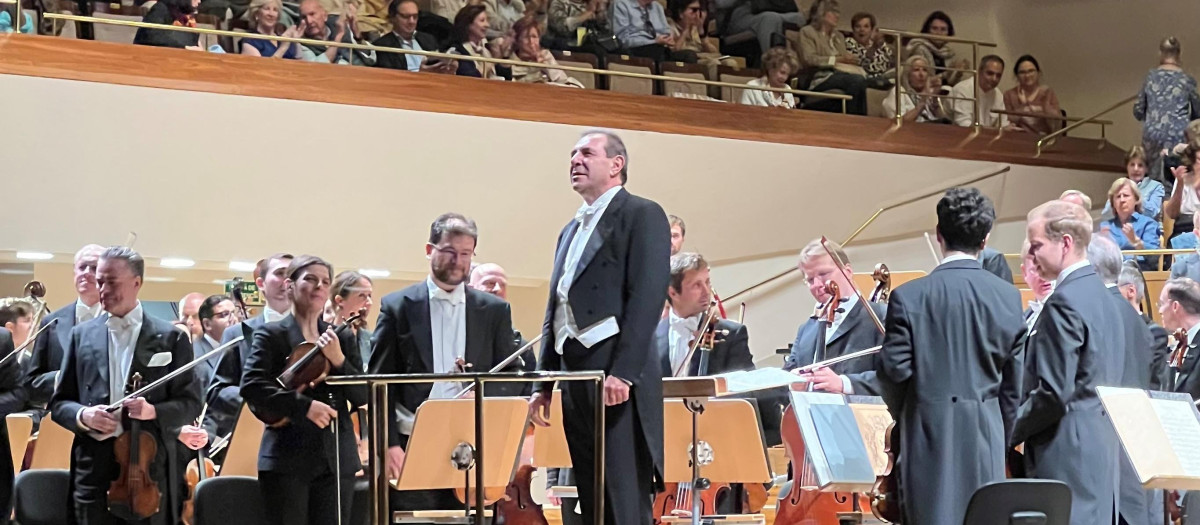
[148,352,173,367]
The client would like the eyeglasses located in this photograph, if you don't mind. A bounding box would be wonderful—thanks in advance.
[429,244,476,260]
[211,310,236,320]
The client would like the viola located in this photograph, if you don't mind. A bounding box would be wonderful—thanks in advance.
[249,309,365,427]
[869,422,900,523]
[108,373,162,521]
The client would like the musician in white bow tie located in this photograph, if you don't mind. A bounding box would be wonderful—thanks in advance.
[368,212,523,512]
[655,252,753,378]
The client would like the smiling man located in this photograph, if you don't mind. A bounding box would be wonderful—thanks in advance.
[950,55,1017,130]
[25,244,105,409]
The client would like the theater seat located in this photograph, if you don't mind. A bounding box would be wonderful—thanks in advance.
[194,476,269,525]
[13,469,71,525]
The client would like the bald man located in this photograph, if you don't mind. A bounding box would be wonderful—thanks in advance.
[469,262,535,393]
[178,292,205,341]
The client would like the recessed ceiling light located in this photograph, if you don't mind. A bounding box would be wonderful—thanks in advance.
[212,279,232,285]
[0,269,34,275]
[228,261,256,272]
[160,257,195,268]
[15,251,53,261]
[145,276,176,282]
[359,268,391,278]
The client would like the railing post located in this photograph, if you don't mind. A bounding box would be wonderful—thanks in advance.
[971,42,980,131]
[893,33,903,127]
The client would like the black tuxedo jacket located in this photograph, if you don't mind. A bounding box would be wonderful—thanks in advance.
[202,315,265,445]
[1108,287,1153,389]
[0,328,23,516]
[784,299,886,395]
[373,31,440,71]
[537,188,671,484]
[368,282,519,448]
[978,247,1013,283]
[1148,320,1170,391]
[1174,329,1200,400]
[49,312,200,523]
[655,317,753,377]
[241,315,366,475]
[24,302,77,406]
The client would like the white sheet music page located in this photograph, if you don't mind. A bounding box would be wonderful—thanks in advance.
[715,368,806,394]
[1150,398,1200,477]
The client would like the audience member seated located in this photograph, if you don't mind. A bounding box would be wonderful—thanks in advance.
[510,16,584,86]
[240,0,303,59]
[1002,54,1060,135]
[1100,177,1163,271]
[667,0,736,76]
[0,9,33,33]
[612,0,695,62]
[1135,37,1200,183]
[844,12,892,89]
[712,0,802,62]
[374,0,458,72]
[882,55,947,123]
[435,0,480,23]
[1167,140,1200,243]
[133,0,202,49]
[740,47,796,108]
[449,5,513,79]
[949,55,1016,130]
[297,0,377,64]
[545,0,611,52]
[796,0,866,115]
[904,11,969,88]
[1103,146,1165,221]
[1170,222,1200,281]
[484,0,524,38]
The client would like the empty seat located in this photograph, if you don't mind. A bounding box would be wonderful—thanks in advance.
[606,54,655,96]
[194,476,270,525]
[962,479,1072,525]
[661,61,707,98]
[551,49,599,90]
[718,65,761,104]
[90,2,144,44]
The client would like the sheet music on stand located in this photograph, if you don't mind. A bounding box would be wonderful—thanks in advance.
[718,368,806,394]
[788,391,875,492]
[1098,387,1200,490]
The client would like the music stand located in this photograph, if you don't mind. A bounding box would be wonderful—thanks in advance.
[217,404,264,478]
[25,416,72,470]
[6,413,33,475]
[391,398,527,523]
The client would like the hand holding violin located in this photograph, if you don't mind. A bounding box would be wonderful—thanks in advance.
[797,366,844,393]
[124,397,157,421]
[317,327,345,368]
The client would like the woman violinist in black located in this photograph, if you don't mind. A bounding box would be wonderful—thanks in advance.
[241,255,367,525]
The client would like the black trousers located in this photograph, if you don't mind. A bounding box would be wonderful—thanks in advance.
[625,44,697,64]
[561,380,654,525]
[805,71,868,115]
[259,468,355,525]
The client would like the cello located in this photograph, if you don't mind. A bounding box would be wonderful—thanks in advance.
[774,281,872,525]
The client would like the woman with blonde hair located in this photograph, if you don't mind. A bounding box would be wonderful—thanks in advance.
[882,55,947,123]
[1104,145,1165,221]
[240,0,305,58]
[741,47,798,108]
[1100,177,1162,270]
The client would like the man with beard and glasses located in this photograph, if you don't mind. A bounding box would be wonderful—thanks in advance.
[369,212,522,511]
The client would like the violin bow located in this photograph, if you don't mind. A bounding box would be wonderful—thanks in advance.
[819,236,885,334]
[105,336,243,412]
[453,333,545,398]
[0,318,58,367]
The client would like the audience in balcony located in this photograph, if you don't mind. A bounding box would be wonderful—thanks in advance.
[1166,140,1200,244]
[711,0,802,63]
[510,17,584,86]
[545,0,611,52]
[484,0,525,38]
[374,0,458,71]
[796,0,866,115]
[667,0,735,75]
[239,0,303,59]
[740,47,797,108]
[1103,146,1164,222]
[134,0,201,49]
[949,55,1015,130]
[0,9,34,33]
[612,0,695,62]
[434,0,480,23]
[448,5,512,79]
[1099,177,1163,271]
[844,12,892,89]
[882,55,947,123]
[1002,54,1060,135]
[1135,37,1200,183]
[904,11,969,88]
[296,0,376,64]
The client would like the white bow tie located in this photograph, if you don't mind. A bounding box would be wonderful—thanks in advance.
[670,316,699,333]
[432,287,464,305]
[575,205,598,224]
[106,314,135,333]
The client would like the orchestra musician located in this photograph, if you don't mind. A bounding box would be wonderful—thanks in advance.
[0,323,29,520]
[49,246,201,525]
[177,292,205,341]
[1118,262,1170,391]
[1019,240,1053,331]
[656,252,753,377]
[1088,236,1152,525]
[368,213,522,511]
[192,295,236,386]
[668,215,686,256]
[468,262,538,392]
[25,244,105,411]
[783,238,884,394]
[241,255,366,525]
[0,300,34,350]
[528,130,671,525]
[202,253,293,462]
[1158,277,1200,400]
[875,188,1025,525]
[1014,199,1122,525]
[330,270,375,366]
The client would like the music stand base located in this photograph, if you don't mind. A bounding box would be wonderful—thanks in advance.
[836,511,863,525]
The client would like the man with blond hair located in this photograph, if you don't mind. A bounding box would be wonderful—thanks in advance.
[1013,199,1122,525]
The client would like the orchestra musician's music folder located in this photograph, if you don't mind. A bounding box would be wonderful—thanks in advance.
[1098,387,1200,490]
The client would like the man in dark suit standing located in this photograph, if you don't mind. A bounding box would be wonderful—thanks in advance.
[529,130,670,525]
[201,253,292,461]
[1014,199,1123,525]
[50,246,200,525]
[0,326,29,519]
[369,213,521,510]
[876,188,1025,525]
[784,238,885,395]
[1118,263,1171,391]
[979,245,1014,283]
[1089,236,1152,525]
[372,0,456,72]
[24,243,105,412]
[656,252,752,377]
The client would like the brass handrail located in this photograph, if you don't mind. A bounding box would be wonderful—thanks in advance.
[877,28,998,48]
[1035,95,1136,157]
[1003,248,1195,259]
[721,164,1011,302]
[992,109,1113,126]
[41,13,853,105]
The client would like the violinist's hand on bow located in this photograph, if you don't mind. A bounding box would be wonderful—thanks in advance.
[797,367,844,393]
[82,406,120,434]
[124,397,158,421]
[318,327,345,368]
[529,391,553,427]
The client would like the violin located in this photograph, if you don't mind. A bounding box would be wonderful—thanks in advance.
[250,309,365,427]
[108,373,162,521]
[870,422,901,523]
[775,281,871,525]
[870,264,891,304]
[1170,328,1189,373]
[182,406,216,525]
[493,422,548,525]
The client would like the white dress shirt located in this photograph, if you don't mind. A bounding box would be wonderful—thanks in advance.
[949,77,1008,128]
[809,293,860,394]
[553,186,624,354]
[667,308,699,376]
[75,298,102,324]
[1053,260,1091,291]
[427,277,467,400]
[940,252,978,265]
[79,302,144,438]
[262,304,288,324]
[203,334,220,349]
[1025,299,1043,331]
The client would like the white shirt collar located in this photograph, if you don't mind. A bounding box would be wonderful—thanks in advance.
[668,307,700,332]
[426,277,466,305]
[1055,260,1091,287]
[940,252,977,265]
[105,302,143,331]
[76,298,102,323]
[263,304,288,324]
[204,333,220,348]
[576,186,623,224]
[1188,321,1200,346]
